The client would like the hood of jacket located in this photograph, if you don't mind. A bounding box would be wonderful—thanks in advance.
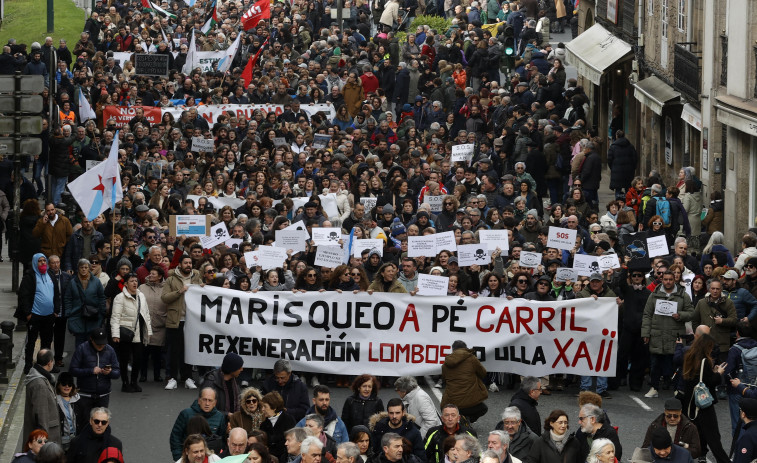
[303,405,340,425]
[368,411,417,431]
[25,364,54,387]
[710,199,724,212]
[443,348,477,368]
[510,389,537,406]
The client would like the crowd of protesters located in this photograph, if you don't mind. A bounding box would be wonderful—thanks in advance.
[7,0,757,461]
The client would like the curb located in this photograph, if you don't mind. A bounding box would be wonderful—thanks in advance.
[0,331,27,458]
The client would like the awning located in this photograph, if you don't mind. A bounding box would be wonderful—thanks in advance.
[714,94,757,136]
[565,23,633,86]
[680,103,702,131]
[633,76,681,115]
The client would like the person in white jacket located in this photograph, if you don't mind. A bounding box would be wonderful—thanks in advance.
[111,273,152,394]
[324,181,352,227]
[379,0,400,31]
[734,234,757,272]
[394,375,441,437]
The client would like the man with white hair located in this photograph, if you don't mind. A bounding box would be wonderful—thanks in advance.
[487,431,520,463]
[495,407,537,460]
[301,436,325,463]
[576,404,621,462]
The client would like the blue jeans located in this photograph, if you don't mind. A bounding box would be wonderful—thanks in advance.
[729,392,742,437]
[33,161,45,195]
[580,375,608,393]
[52,176,67,205]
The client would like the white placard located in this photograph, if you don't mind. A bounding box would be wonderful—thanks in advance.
[360,197,377,212]
[478,229,510,252]
[318,193,340,219]
[275,229,308,254]
[597,254,621,271]
[200,222,230,249]
[654,299,678,316]
[647,235,670,258]
[572,254,599,277]
[312,227,342,246]
[407,235,437,258]
[435,231,457,253]
[285,220,307,231]
[225,238,242,250]
[191,136,215,152]
[547,226,578,251]
[451,143,475,162]
[273,137,288,147]
[315,246,346,267]
[243,251,260,268]
[555,267,577,282]
[416,274,449,296]
[173,214,207,236]
[256,246,289,270]
[458,243,490,267]
[519,251,542,268]
[353,238,384,257]
[86,160,102,170]
[424,195,444,212]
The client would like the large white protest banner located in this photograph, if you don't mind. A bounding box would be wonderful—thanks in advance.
[184,286,619,376]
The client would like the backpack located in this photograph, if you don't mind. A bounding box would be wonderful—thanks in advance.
[734,343,757,384]
[655,196,672,226]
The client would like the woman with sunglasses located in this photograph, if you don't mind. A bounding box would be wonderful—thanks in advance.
[646,214,669,248]
[329,264,360,293]
[506,271,533,299]
[12,429,49,463]
[294,267,324,292]
[230,387,265,434]
[350,267,370,292]
[55,372,79,450]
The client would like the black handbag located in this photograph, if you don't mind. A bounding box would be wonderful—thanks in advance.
[76,282,100,320]
[117,292,141,343]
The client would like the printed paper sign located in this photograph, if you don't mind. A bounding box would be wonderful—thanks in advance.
[654,299,678,316]
[519,251,542,268]
[191,136,215,152]
[478,229,510,252]
[285,220,307,232]
[598,254,621,272]
[243,251,259,268]
[573,254,599,277]
[174,215,207,236]
[275,229,308,254]
[273,137,288,147]
[407,235,437,258]
[312,134,331,149]
[458,243,490,267]
[451,143,475,162]
[360,197,377,212]
[416,274,449,296]
[647,235,670,258]
[184,286,619,377]
[555,267,577,282]
[424,195,444,212]
[547,227,578,251]
[256,246,288,270]
[200,223,230,249]
[435,231,457,253]
[315,246,345,268]
[353,238,384,257]
[318,193,339,219]
[225,238,242,250]
[312,228,342,247]
[86,160,102,170]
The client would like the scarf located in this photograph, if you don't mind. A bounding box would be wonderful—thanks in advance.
[550,430,567,452]
[223,376,241,414]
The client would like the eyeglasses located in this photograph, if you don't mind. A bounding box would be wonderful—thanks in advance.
[444,202,453,206]
[653,222,662,226]
[92,419,109,425]
[631,273,644,278]
[537,281,549,286]
[90,260,99,264]
[36,439,48,444]
[351,272,360,277]
[205,269,217,274]
[665,413,681,419]
[748,265,756,269]
[306,273,317,278]
[577,416,587,422]
[246,398,258,404]
[517,279,528,284]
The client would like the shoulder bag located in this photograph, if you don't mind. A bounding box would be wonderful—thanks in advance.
[690,357,714,419]
[76,281,100,320]
[118,293,139,344]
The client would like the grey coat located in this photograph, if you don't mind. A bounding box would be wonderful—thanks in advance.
[23,366,62,445]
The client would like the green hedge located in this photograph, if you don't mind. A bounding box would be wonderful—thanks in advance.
[395,15,452,43]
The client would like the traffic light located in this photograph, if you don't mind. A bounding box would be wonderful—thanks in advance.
[503,25,514,56]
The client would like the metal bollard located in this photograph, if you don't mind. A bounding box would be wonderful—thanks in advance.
[0,321,15,369]
[0,333,9,384]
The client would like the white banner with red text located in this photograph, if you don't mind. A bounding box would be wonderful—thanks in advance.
[103,103,336,128]
[183,286,618,377]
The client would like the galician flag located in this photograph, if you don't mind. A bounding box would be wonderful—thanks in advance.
[78,87,96,122]
[217,33,241,73]
[68,133,123,221]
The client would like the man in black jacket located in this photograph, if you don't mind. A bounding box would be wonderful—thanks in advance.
[607,130,638,200]
[66,407,123,463]
[579,141,601,209]
[576,403,622,462]
[200,352,244,415]
[508,377,542,436]
[371,398,426,462]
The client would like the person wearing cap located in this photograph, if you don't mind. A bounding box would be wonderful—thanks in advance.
[689,278,736,361]
[200,353,244,416]
[577,273,617,398]
[69,328,120,428]
[524,275,556,302]
[722,269,757,322]
[732,398,757,463]
[645,428,693,463]
[642,270,694,398]
[642,398,701,459]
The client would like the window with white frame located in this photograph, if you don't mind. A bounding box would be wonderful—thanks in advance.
[648,0,654,15]
[678,0,686,31]
[662,0,668,38]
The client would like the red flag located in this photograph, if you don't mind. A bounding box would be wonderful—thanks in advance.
[242,0,271,30]
[242,37,268,87]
